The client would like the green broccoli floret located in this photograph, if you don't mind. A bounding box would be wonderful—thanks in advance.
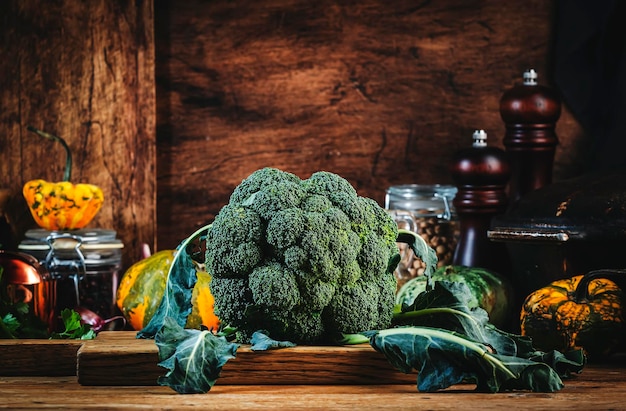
[324,279,380,333]
[205,204,264,278]
[248,261,300,310]
[206,167,402,344]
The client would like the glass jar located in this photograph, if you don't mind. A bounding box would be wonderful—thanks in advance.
[385,184,459,290]
[18,229,124,328]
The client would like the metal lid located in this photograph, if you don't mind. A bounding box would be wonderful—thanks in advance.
[18,229,123,268]
[22,229,121,245]
[20,229,123,251]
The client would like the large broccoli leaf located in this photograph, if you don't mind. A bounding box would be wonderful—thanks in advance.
[155,317,238,394]
[393,281,520,356]
[137,225,211,339]
[367,281,585,393]
[364,326,584,393]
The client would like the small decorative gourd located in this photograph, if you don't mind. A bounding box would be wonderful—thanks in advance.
[22,126,104,231]
[116,249,220,331]
[520,269,625,359]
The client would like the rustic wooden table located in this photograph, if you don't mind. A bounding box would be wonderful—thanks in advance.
[1,332,624,410]
[0,364,624,410]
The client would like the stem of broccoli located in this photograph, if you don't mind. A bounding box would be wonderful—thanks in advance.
[335,333,370,345]
[392,307,478,325]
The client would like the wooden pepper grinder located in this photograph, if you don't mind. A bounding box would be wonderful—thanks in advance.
[500,69,561,204]
[450,130,511,273]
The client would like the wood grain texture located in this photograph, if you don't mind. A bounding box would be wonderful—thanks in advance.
[0,338,83,376]
[154,0,586,250]
[0,0,589,265]
[0,0,156,266]
[76,331,416,386]
[1,365,625,410]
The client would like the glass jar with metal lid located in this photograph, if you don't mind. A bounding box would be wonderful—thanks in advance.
[18,228,124,325]
[385,184,459,290]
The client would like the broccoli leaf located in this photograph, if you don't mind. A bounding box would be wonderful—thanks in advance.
[250,330,297,351]
[393,281,519,356]
[138,225,212,339]
[370,281,585,392]
[396,229,438,278]
[155,317,238,394]
[364,327,580,393]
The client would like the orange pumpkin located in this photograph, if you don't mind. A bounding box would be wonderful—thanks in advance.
[116,250,220,331]
[520,270,624,358]
[23,179,104,231]
[22,126,104,231]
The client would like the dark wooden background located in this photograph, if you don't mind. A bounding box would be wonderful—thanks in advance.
[0,0,155,266]
[1,0,587,267]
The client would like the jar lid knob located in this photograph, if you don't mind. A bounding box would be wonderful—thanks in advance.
[523,68,538,86]
[472,129,488,148]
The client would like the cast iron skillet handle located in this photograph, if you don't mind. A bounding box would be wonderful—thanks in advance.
[574,268,626,302]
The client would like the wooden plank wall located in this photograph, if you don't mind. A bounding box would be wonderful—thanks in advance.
[154,0,586,250]
[0,0,588,266]
[0,0,156,266]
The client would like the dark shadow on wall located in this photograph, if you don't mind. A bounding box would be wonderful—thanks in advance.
[554,0,626,172]
[154,0,174,249]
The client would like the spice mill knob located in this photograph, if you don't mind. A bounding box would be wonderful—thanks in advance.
[499,69,561,204]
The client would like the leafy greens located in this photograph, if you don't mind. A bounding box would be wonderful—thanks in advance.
[156,317,238,394]
[50,308,96,340]
[364,326,581,393]
[369,281,585,392]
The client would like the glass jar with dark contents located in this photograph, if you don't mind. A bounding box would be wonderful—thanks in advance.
[385,185,459,290]
[18,229,124,329]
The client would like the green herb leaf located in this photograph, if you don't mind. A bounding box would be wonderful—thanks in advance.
[1,313,20,336]
[155,317,238,394]
[50,308,96,340]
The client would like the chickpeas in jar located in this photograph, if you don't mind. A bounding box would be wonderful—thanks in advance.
[385,185,459,291]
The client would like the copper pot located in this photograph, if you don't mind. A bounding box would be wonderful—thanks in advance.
[0,250,57,333]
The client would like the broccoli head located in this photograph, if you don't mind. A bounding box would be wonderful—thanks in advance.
[206,167,400,344]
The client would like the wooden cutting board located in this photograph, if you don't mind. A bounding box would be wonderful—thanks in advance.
[76,331,416,386]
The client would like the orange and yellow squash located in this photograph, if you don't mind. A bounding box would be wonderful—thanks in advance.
[22,179,103,231]
[520,270,625,359]
[22,126,104,231]
[116,250,220,331]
